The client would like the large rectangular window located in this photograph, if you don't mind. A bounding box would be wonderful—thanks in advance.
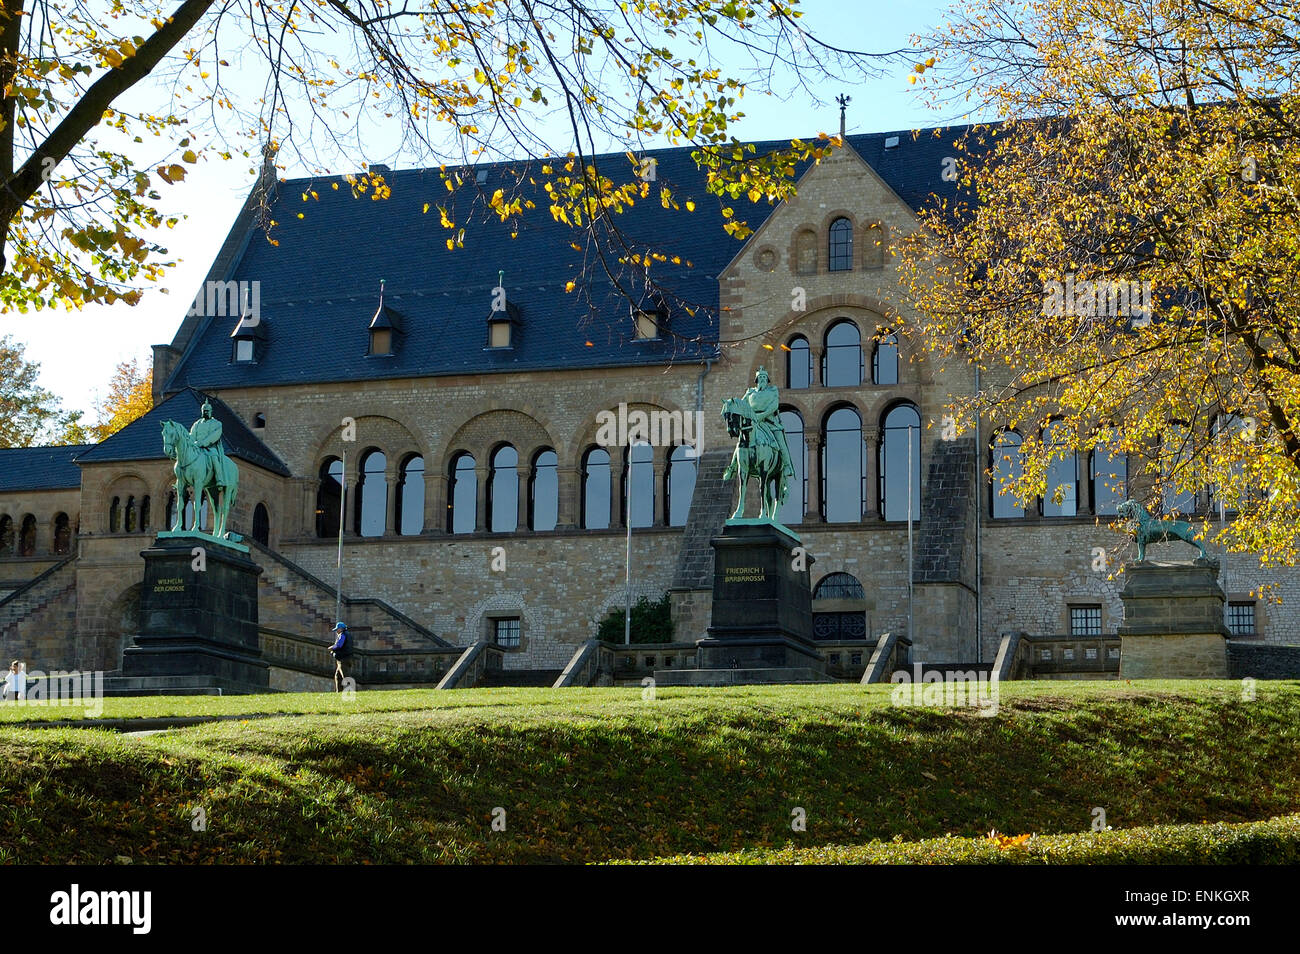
[1069,605,1102,636]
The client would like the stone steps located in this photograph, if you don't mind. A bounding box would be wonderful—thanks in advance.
[475,669,564,688]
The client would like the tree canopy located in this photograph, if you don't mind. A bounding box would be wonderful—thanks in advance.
[0,334,82,445]
[1,0,886,313]
[902,0,1300,564]
[91,356,153,441]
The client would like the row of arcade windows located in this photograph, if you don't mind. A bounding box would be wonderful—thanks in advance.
[775,403,922,525]
[989,417,1248,520]
[0,513,74,557]
[314,445,700,538]
[786,321,900,390]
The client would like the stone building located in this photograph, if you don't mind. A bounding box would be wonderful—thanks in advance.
[1,125,1293,685]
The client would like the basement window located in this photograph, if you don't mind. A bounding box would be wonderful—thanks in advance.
[1227,601,1257,637]
[494,617,521,648]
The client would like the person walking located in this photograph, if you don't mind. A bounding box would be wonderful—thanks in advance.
[329,622,354,693]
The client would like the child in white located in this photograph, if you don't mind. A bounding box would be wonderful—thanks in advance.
[3,661,26,701]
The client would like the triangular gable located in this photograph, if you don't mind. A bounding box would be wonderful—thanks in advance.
[75,388,290,476]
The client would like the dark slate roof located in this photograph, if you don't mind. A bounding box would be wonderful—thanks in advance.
[75,388,291,476]
[164,124,984,394]
[0,445,93,491]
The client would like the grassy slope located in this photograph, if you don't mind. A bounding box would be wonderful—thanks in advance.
[0,681,1296,864]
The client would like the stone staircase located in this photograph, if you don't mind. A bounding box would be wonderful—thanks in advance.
[670,448,734,590]
[0,556,78,664]
[475,668,564,688]
[250,541,452,654]
[98,674,264,696]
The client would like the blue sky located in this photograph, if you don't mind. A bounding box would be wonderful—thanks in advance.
[7,0,961,423]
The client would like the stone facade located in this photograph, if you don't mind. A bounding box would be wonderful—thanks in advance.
[2,138,1298,678]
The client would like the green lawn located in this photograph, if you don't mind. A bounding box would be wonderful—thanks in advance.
[0,681,1296,863]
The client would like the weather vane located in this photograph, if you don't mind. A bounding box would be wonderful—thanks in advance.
[836,94,851,137]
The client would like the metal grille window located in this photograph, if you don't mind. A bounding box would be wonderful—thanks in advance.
[494,617,521,648]
[1070,606,1102,637]
[813,572,865,600]
[1227,602,1257,637]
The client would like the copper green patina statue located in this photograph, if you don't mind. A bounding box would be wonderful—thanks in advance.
[160,399,241,543]
[721,367,796,530]
[1117,498,1208,561]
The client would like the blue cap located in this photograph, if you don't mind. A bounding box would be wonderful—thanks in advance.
[334,621,347,631]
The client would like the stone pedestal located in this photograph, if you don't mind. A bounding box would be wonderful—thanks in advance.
[689,522,824,677]
[121,535,270,690]
[1117,560,1229,679]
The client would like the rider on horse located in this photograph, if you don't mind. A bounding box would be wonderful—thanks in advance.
[741,368,795,481]
[190,400,224,475]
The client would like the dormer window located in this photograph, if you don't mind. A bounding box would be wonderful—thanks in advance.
[230,306,266,364]
[631,295,667,340]
[486,271,520,349]
[368,279,403,356]
[634,310,659,340]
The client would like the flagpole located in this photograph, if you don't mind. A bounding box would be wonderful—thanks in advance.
[335,450,346,624]
[907,426,914,650]
[625,447,632,646]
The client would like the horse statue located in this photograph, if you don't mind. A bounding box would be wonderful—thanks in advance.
[161,418,239,539]
[1116,498,1207,561]
[721,396,789,522]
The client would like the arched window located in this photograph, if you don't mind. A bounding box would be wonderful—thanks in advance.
[448,452,477,534]
[622,442,655,528]
[582,447,612,530]
[828,217,853,271]
[253,412,266,429]
[786,336,811,389]
[125,495,137,533]
[1162,423,1195,516]
[355,449,388,537]
[396,455,425,536]
[872,332,899,385]
[814,572,866,600]
[1042,421,1079,517]
[529,449,558,531]
[139,496,150,533]
[185,494,196,533]
[991,431,1024,519]
[879,404,921,522]
[795,228,817,275]
[316,457,343,538]
[253,503,270,545]
[165,492,177,532]
[109,497,121,533]
[822,406,864,523]
[822,320,863,387]
[667,444,697,527]
[1091,437,1127,516]
[863,223,886,268]
[778,410,806,526]
[812,572,867,641]
[53,513,71,555]
[18,514,36,556]
[0,515,13,556]
[488,444,519,533]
